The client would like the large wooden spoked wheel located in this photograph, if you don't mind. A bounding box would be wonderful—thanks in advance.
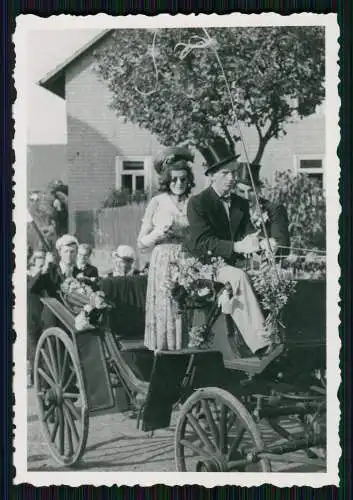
[175,387,271,472]
[34,327,89,466]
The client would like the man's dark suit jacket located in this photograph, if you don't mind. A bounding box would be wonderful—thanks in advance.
[77,263,99,279]
[29,263,80,300]
[245,198,290,256]
[76,263,99,289]
[183,186,250,265]
[28,263,82,330]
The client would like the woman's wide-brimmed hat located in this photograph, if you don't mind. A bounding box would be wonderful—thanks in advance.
[200,138,239,176]
[153,146,194,175]
[236,162,263,187]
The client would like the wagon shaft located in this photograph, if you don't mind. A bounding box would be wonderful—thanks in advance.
[255,401,325,420]
[254,432,326,458]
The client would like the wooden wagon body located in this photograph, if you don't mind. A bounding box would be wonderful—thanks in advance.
[33,274,326,472]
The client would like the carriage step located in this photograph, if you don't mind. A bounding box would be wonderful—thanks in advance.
[224,344,284,375]
[117,339,148,352]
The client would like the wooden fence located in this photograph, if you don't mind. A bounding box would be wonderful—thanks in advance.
[74,203,151,273]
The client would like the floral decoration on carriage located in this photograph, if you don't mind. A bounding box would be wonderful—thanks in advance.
[163,249,320,349]
[60,277,111,331]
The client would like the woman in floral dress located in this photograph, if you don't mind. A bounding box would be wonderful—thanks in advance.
[137,147,195,351]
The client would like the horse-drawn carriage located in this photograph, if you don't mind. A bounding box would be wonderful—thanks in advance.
[33,270,326,472]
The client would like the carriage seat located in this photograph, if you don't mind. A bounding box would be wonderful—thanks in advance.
[100,275,148,350]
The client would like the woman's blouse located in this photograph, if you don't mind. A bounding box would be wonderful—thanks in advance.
[138,193,189,251]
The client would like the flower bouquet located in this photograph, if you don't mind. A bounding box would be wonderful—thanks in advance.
[61,277,94,297]
[74,291,110,331]
[250,263,297,344]
[60,278,110,331]
[164,254,225,348]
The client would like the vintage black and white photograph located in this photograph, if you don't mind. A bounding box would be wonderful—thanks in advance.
[14,14,340,486]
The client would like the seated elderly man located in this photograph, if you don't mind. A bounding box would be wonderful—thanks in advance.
[106,245,139,277]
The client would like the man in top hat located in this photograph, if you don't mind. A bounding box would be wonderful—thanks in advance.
[184,143,274,356]
[236,163,290,257]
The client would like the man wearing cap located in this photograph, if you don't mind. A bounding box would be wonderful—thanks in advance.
[184,146,273,356]
[106,245,139,277]
[236,163,290,257]
[29,234,79,301]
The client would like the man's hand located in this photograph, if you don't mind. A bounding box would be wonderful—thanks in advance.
[233,232,261,255]
[42,252,55,273]
[259,238,278,254]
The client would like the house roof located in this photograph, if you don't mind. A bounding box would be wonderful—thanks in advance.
[38,29,114,99]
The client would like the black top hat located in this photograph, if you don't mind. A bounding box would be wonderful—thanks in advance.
[200,138,239,176]
[153,146,194,175]
[236,162,263,187]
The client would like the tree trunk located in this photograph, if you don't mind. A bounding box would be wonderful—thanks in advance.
[252,135,270,166]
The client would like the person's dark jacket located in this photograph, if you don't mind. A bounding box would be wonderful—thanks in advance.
[75,263,99,289]
[29,263,80,300]
[27,272,44,369]
[183,186,250,265]
[245,198,290,256]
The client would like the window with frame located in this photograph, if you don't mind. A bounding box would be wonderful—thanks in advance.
[115,157,152,195]
[295,154,325,188]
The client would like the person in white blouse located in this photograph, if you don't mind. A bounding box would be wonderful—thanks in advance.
[137,146,195,351]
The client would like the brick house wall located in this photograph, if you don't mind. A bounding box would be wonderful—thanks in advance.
[62,33,325,235]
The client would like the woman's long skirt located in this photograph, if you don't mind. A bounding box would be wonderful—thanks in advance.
[144,243,184,351]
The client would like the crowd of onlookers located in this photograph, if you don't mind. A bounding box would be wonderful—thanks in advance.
[27,233,146,387]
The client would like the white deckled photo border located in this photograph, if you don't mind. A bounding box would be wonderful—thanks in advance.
[13,12,341,487]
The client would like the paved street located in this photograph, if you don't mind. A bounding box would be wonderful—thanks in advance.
[27,388,325,473]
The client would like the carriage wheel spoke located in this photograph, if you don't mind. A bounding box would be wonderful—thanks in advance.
[218,404,228,454]
[63,406,79,443]
[186,412,216,453]
[180,439,214,460]
[64,412,74,457]
[49,417,59,442]
[201,400,220,446]
[39,348,57,382]
[55,336,62,383]
[227,425,246,459]
[38,368,56,389]
[43,404,56,422]
[226,412,237,433]
[57,407,65,456]
[64,399,81,421]
[46,337,59,382]
[63,393,80,400]
[62,367,76,393]
[60,349,68,386]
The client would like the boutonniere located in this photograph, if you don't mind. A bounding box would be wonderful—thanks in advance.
[250,207,269,229]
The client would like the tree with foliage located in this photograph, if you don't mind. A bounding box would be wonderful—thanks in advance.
[264,170,326,250]
[94,26,325,164]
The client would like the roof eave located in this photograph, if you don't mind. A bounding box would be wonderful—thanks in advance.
[39,73,66,99]
[37,28,114,100]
